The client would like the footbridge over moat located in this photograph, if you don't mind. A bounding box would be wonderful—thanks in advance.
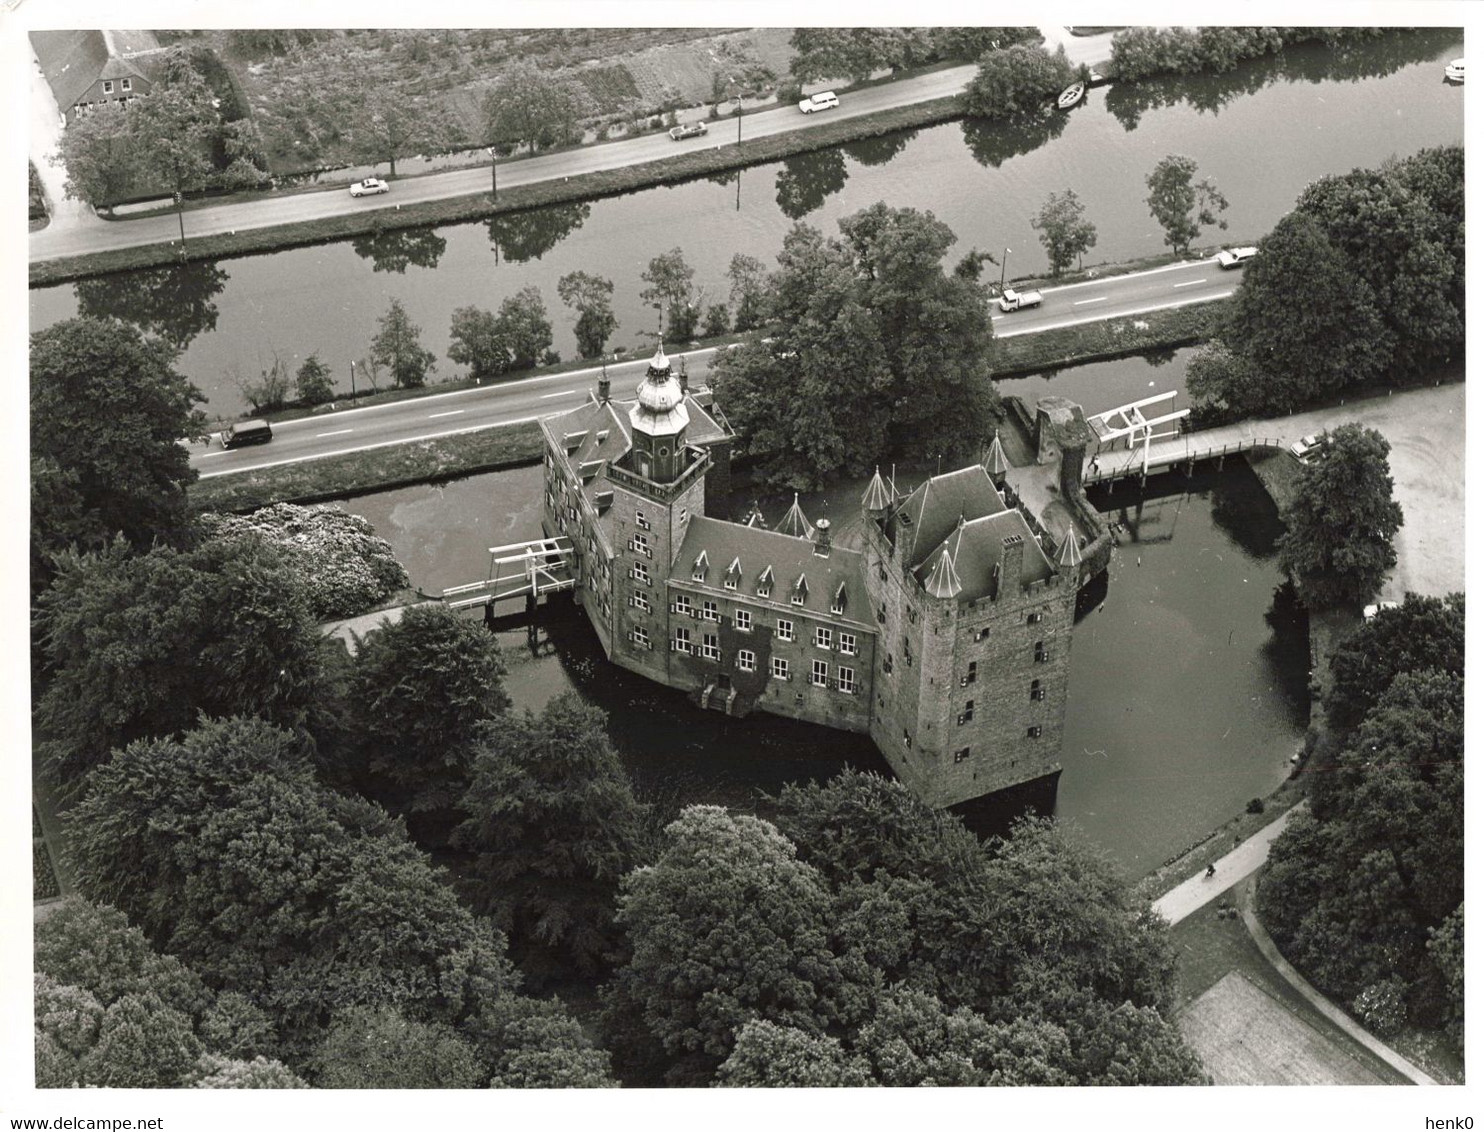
[441,536,576,615]
[1082,392,1288,487]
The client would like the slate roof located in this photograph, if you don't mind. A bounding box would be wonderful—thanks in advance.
[909,509,1054,603]
[671,516,874,630]
[887,465,1007,569]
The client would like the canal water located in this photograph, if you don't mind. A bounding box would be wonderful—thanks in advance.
[29,30,1462,417]
[337,351,1308,873]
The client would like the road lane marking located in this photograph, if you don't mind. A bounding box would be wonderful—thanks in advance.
[428,410,465,418]
[316,428,354,437]
[1035,257,1213,296]
[540,390,579,399]
[994,292,1234,338]
[1073,296,1108,306]
[1172,279,1209,288]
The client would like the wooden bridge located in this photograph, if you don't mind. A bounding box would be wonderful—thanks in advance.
[442,536,575,611]
[1082,392,1287,487]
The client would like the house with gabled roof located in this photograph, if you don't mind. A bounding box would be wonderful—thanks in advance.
[541,344,1077,808]
[32,30,154,126]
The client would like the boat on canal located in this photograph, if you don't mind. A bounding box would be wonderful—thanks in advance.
[1057,81,1086,110]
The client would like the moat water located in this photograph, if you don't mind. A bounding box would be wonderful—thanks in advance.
[341,352,1308,874]
[29,30,1463,417]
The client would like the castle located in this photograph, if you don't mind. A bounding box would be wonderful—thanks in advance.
[540,346,1089,808]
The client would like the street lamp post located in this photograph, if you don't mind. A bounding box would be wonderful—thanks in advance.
[488,146,498,199]
[350,359,358,401]
[1000,246,1010,293]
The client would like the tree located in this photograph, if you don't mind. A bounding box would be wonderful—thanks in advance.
[448,306,508,380]
[197,503,408,620]
[348,87,454,177]
[557,271,619,359]
[789,28,925,83]
[640,247,696,340]
[295,353,335,404]
[34,975,103,1086]
[726,253,770,332]
[931,27,1041,61]
[470,996,617,1088]
[34,536,325,788]
[1183,339,1261,421]
[494,286,553,371]
[454,693,648,971]
[702,303,730,338]
[127,60,220,244]
[348,604,510,830]
[370,298,435,388]
[715,1020,874,1087]
[1221,212,1393,413]
[80,993,204,1088]
[1326,593,1464,731]
[1144,154,1228,253]
[313,1006,483,1089]
[30,318,203,569]
[1031,189,1097,276]
[190,1054,308,1088]
[482,61,587,155]
[231,353,291,413]
[963,44,1075,119]
[612,806,869,1068]
[53,106,143,210]
[1276,424,1404,609]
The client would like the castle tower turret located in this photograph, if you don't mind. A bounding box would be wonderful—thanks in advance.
[776,493,812,539]
[628,345,689,483]
[862,466,892,519]
[983,430,1010,488]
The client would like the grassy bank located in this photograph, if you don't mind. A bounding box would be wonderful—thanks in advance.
[188,422,545,514]
[991,301,1225,377]
[31,96,966,288]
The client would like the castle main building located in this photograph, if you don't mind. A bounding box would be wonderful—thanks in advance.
[540,347,1083,808]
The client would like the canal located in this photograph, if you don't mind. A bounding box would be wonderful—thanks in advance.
[29,30,1463,417]
[339,349,1308,874]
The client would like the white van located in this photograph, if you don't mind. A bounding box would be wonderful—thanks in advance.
[798,91,840,113]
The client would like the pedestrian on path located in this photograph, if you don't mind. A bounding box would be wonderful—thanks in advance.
[1206,862,1216,879]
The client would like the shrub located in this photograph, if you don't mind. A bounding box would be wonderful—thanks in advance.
[1352,978,1408,1037]
[1245,798,1265,815]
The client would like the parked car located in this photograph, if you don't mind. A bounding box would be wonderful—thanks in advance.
[1215,246,1258,269]
[1444,58,1465,82]
[996,287,1044,313]
[798,91,840,114]
[1363,600,1401,621]
[1289,434,1325,464]
[668,122,708,140]
[221,419,274,449]
[349,178,389,198]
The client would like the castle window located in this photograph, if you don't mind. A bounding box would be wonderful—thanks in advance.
[903,638,912,667]
[673,595,693,616]
[636,510,650,530]
[629,532,651,558]
[679,508,689,526]
[735,609,752,632]
[702,600,719,622]
[837,666,856,694]
[772,657,790,681]
[839,632,857,656]
[884,653,893,674]
[737,649,756,672]
[811,659,829,687]
[757,566,774,598]
[953,747,970,764]
[958,700,974,726]
[963,661,977,686]
[975,628,990,642]
[814,627,833,651]
[724,557,742,590]
[790,574,809,606]
[672,627,692,653]
[878,564,887,582]
[630,562,651,586]
[1027,611,1044,625]
[1027,726,1043,739]
[903,730,912,750]
[878,602,886,624]
[629,626,651,649]
[909,608,917,624]
[700,633,720,661]
[1030,680,1046,701]
[628,593,651,613]
[1034,641,1048,664]
[777,618,795,642]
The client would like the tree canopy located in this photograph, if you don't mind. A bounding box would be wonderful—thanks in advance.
[1144,154,1228,254]
[369,299,435,388]
[1275,423,1404,610]
[1031,189,1098,276]
[963,44,1075,119]
[557,271,619,359]
[1326,592,1464,731]
[483,61,587,155]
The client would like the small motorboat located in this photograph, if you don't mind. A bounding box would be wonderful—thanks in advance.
[1444,58,1465,83]
[1057,81,1086,110]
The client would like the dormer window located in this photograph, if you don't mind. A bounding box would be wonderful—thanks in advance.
[724,557,741,591]
[692,549,709,582]
[756,565,774,598]
[830,581,847,616]
[790,574,809,606]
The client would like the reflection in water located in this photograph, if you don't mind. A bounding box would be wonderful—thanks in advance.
[774,148,850,220]
[74,260,229,349]
[350,226,449,273]
[960,111,1069,168]
[486,202,592,264]
[840,129,918,167]
[1105,28,1461,130]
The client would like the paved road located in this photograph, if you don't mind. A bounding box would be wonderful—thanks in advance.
[1152,803,1305,925]
[990,258,1242,338]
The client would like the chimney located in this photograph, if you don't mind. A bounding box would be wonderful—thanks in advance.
[598,362,611,403]
[813,517,832,557]
[1000,535,1025,598]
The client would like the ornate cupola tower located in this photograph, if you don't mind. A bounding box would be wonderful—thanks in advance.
[628,345,690,483]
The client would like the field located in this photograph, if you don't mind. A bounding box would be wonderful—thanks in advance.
[1180,971,1385,1086]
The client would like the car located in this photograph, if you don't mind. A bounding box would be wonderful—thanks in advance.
[1444,58,1464,82]
[1215,246,1258,269]
[221,419,273,449]
[1289,434,1325,464]
[1363,600,1401,621]
[349,178,389,198]
[668,122,708,140]
[798,91,840,114]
